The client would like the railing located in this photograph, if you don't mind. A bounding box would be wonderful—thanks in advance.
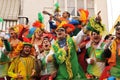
[0,16,29,31]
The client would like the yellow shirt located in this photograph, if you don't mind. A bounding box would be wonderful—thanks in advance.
[8,56,35,80]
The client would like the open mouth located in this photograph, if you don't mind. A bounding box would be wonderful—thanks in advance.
[58,33,62,36]
[117,33,120,35]
[45,45,48,47]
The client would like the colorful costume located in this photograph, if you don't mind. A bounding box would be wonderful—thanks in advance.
[0,39,11,79]
[39,50,57,80]
[109,39,120,79]
[8,55,35,80]
[85,41,106,77]
[8,42,35,80]
[46,30,86,80]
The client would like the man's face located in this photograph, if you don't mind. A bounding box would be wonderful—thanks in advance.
[91,32,101,44]
[42,39,51,50]
[23,45,31,55]
[116,26,120,39]
[62,12,68,18]
[56,28,66,40]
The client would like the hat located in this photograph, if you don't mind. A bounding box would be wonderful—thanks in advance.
[56,21,75,34]
[87,11,105,35]
[23,42,32,47]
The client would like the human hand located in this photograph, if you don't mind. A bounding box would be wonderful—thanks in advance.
[17,73,23,79]
[64,45,68,52]
[86,58,94,64]
[47,55,54,62]
[79,42,86,48]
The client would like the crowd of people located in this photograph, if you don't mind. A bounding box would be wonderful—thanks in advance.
[0,9,120,80]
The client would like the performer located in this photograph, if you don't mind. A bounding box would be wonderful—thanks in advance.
[85,12,110,79]
[8,26,21,59]
[38,37,57,80]
[0,34,11,80]
[108,21,120,79]
[45,24,88,80]
[8,42,36,80]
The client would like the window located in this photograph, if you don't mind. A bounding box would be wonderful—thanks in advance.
[0,0,20,20]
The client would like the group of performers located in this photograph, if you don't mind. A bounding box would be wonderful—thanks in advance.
[0,8,120,80]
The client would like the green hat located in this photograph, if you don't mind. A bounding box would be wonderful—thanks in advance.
[87,16,105,35]
[23,42,32,47]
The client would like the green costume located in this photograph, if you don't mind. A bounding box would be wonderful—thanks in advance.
[86,42,106,77]
[52,35,86,80]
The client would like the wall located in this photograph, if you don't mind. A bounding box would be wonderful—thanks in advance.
[22,0,54,29]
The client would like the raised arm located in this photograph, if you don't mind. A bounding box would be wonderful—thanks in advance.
[72,29,85,45]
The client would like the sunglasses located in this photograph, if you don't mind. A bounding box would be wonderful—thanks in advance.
[56,28,65,32]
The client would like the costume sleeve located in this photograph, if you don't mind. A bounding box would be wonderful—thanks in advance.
[73,30,84,45]
[8,60,18,78]
[52,48,67,64]
[49,20,57,29]
[69,18,79,25]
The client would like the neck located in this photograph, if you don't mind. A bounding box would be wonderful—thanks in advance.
[93,41,99,45]
[10,36,17,40]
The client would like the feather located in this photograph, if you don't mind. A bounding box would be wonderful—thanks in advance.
[38,13,44,23]
[54,2,60,12]
[0,17,3,22]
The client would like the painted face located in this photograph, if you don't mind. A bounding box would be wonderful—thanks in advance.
[42,39,51,50]
[91,32,101,44]
[56,28,66,40]
[116,26,120,39]
[23,45,31,55]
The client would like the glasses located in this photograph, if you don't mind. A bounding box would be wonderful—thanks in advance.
[116,27,120,31]
[56,28,65,32]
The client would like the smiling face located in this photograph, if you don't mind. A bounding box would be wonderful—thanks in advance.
[42,38,51,51]
[116,25,120,39]
[91,32,101,44]
[55,28,66,40]
[23,45,31,55]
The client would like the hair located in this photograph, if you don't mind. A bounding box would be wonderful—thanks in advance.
[114,21,120,28]
[66,11,70,17]
[104,34,112,40]
[9,27,18,39]
[91,30,100,35]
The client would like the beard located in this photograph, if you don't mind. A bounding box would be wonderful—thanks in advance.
[20,50,30,57]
